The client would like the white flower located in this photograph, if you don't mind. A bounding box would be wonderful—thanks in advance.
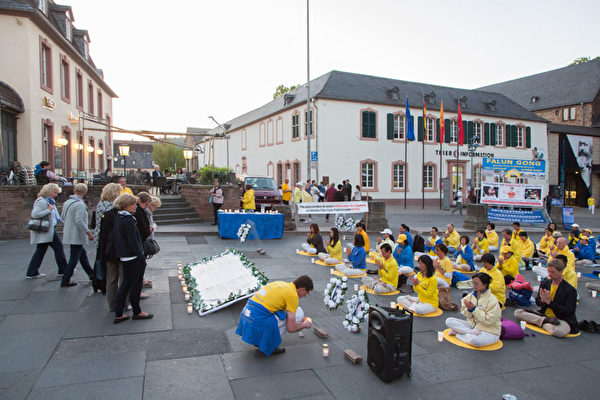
[356,311,363,319]
[326,283,332,290]
[358,290,365,296]
[346,313,352,319]
[347,325,353,332]
[323,289,328,296]
[343,320,349,328]
[341,283,347,289]
[330,278,336,284]
[351,324,358,332]
[364,303,370,311]
[329,301,335,308]
[342,276,348,282]
[358,295,365,302]
[352,316,359,324]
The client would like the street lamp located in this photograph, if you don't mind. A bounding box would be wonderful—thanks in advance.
[183,149,193,171]
[119,144,130,181]
[209,116,231,170]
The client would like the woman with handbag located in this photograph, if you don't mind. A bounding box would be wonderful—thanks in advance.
[209,179,224,225]
[26,183,68,278]
[92,183,121,293]
[134,192,153,296]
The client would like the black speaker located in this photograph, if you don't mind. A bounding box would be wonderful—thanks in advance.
[367,305,413,383]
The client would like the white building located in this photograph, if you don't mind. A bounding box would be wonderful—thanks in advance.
[0,0,117,175]
[207,70,548,206]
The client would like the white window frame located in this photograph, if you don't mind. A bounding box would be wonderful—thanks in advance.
[450,121,458,143]
[426,117,435,142]
[41,46,49,87]
[393,163,405,189]
[515,126,524,147]
[563,108,569,121]
[394,115,405,140]
[496,125,504,146]
[38,0,47,14]
[473,122,482,144]
[473,165,482,188]
[423,164,434,189]
[65,18,72,41]
[42,124,50,161]
[570,107,576,120]
[361,162,375,189]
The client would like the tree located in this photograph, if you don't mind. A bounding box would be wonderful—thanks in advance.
[569,56,600,66]
[273,84,300,99]
[152,143,185,172]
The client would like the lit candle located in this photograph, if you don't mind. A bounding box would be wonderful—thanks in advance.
[311,258,315,264]
[593,290,598,298]
[537,276,542,282]
[177,273,182,280]
[437,331,444,342]
[577,272,581,278]
[322,344,329,358]
[296,249,300,254]
[182,284,187,293]
[181,279,186,287]
[538,263,542,268]
[520,321,527,331]
[184,293,190,301]
[342,236,346,240]
[330,269,334,275]
[187,303,193,314]
[354,284,359,291]
[390,302,395,308]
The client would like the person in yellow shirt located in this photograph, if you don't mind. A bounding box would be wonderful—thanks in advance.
[500,229,522,266]
[356,222,370,253]
[292,182,303,222]
[442,223,460,254]
[486,223,499,251]
[537,227,555,256]
[588,197,595,215]
[479,253,506,306]
[511,222,523,241]
[362,243,399,293]
[320,228,343,265]
[554,254,578,290]
[548,237,576,282]
[236,275,314,356]
[396,255,438,315]
[496,246,519,284]
[433,244,453,287]
[301,183,313,223]
[118,177,133,195]
[374,228,396,255]
[518,231,535,260]
[472,229,489,261]
[281,179,292,205]
[242,184,256,211]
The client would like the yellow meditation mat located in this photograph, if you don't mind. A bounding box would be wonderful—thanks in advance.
[360,285,400,296]
[297,250,316,257]
[394,304,443,317]
[453,268,477,274]
[366,258,378,265]
[315,259,343,267]
[442,329,503,351]
[525,323,581,338]
[333,270,366,278]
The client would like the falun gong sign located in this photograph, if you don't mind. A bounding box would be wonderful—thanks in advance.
[482,158,545,176]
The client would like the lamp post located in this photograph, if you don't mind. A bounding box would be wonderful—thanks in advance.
[119,144,130,181]
[183,149,193,172]
[208,116,231,170]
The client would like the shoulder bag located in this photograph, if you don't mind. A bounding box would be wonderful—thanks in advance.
[26,214,50,232]
[143,237,160,258]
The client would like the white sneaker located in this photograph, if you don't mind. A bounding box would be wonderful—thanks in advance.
[25,273,46,279]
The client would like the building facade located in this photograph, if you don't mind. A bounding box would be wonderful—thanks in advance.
[208,70,548,206]
[0,0,117,177]
[481,60,600,207]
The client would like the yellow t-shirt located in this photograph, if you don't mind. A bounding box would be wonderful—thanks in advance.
[293,187,302,203]
[414,272,439,310]
[481,265,506,306]
[588,197,595,206]
[326,240,343,261]
[501,236,522,260]
[496,256,519,278]
[251,281,298,314]
[120,187,133,195]
[512,228,523,241]
[521,238,535,258]
[544,284,558,318]
[473,237,489,255]
[486,230,499,248]
[359,230,370,253]
[379,256,399,288]
[538,235,555,254]
[444,230,460,248]
[242,188,255,210]
[435,257,453,285]
[281,183,291,201]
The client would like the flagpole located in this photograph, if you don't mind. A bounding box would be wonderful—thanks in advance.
[422,96,425,210]
[439,139,443,209]
[439,100,444,209]
[404,130,407,209]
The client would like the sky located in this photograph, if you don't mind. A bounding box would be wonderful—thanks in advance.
[65,0,600,137]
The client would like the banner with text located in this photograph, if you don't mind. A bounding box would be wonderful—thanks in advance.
[480,183,544,207]
[296,201,369,215]
[487,208,547,224]
[482,158,546,176]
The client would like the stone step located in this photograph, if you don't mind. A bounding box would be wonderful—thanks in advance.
[155,205,196,212]
[156,217,203,225]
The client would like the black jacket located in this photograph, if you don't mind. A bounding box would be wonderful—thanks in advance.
[98,208,119,263]
[135,205,151,242]
[113,212,144,259]
[307,232,326,254]
[536,279,579,334]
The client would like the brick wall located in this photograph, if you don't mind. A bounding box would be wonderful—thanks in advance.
[0,185,149,240]
[180,184,239,221]
[547,133,559,185]
[535,103,594,126]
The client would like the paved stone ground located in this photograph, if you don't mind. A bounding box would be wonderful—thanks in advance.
[1,218,599,399]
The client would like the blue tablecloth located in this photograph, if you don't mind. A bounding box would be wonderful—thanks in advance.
[218,212,284,240]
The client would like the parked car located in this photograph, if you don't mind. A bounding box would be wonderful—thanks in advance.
[240,176,282,210]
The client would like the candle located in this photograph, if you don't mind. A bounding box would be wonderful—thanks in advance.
[437,331,444,342]
[181,279,186,287]
[520,321,527,331]
[342,236,346,240]
[390,302,395,308]
[184,293,190,301]
[537,276,542,282]
[311,258,315,264]
[354,284,359,291]
[177,262,182,268]
[296,249,300,254]
[330,269,334,275]
[177,273,182,280]
[322,344,329,358]
[593,290,598,298]
[187,303,193,314]
[577,272,581,278]
[182,284,187,293]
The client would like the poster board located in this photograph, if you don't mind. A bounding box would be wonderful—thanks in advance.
[480,183,544,207]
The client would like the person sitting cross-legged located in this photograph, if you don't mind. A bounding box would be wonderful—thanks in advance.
[537,227,555,256]
[301,223,326,255]
[472,229,489,262]
[362,243,399,294]
[336,234,367,277]
[236,275,314,356]
[392,234,414,275]
[415,226,443,259]
[573,235,595,266]
[500,228,523,269]
[396,255,438,315]
[320,227,343,265]
[497,246,519,285]
[519,231,535,267]
[443,223,460,254]
[514,259,579,338]
[433,244,453,288]
[453,236,475,272]
[485,222,499,252]
[479,252,506,307]
[445,272,502,347]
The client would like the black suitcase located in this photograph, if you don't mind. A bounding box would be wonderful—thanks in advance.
[367,305,413,382]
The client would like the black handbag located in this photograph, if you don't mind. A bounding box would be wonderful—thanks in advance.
[143,237,160,258]
[26,215,50,232]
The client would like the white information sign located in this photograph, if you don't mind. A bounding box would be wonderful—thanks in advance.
[296,201,368,215]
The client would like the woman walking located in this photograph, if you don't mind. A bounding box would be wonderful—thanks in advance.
[209,179,224,225]
[92,183,121,293]
[25,183,67,278]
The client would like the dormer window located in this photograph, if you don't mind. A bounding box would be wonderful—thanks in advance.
[459,96,468,108]
[38,0,48,15]
[485,99,496,112]
[386,87,400,100]
[65,18,72,41]
[424,91,436,105]
[83,40,89,60]
[283,93,295,106]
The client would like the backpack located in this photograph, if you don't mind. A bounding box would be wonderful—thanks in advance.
[500,318,525,340]
[412,234,425,253]
[508,288,533,307]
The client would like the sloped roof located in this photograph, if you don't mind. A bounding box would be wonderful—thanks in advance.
[478,60,600,111]
[221,70,546,132]
[548,123,600,137]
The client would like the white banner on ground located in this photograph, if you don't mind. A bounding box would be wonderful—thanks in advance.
[480,183,544,207]
[296,201,368,215]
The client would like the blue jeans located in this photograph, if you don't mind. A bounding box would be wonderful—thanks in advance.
[26,232,68,277]
[61,244,93,284]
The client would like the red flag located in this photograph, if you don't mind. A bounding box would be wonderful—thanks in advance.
[440,100,445,143]
[457,103,464,146]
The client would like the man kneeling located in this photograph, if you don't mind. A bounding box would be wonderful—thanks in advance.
[362,243,398,294]
[236,275,313,356]
[514,259,579,338]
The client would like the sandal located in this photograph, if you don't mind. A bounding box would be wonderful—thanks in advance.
[143,280,153,289]
[113,316,129,324]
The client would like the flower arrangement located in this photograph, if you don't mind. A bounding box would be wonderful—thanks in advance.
[343,289,370,333]
[237,223,252,242]
[335,215,359,232]
[323,276,348,311]
[182,248,269,315]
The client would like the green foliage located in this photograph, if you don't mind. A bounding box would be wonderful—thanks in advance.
[152,143,185,172]
[273,84,300,99]
[570,56,600,66]
[197,165,234,184]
